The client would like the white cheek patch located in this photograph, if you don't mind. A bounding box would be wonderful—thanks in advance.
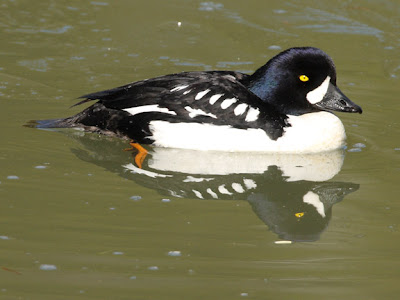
[306,76,331,104]
[303,191,326,218]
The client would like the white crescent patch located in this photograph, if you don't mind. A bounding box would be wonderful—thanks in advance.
[306,76,330,104]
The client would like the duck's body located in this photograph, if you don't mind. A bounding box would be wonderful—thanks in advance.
[33,47,362,153]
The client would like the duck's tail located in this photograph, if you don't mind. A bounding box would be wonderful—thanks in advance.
[25,102,108,129]
[24,103,134,139]
[24,117,77,129]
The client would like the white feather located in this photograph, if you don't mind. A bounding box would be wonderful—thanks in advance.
[220,98,237,109]
[206,188,219,199]
[243,179,257,189]
[234,103,248,116]
[123,104,176,116]
[209,94,223,105]
[184,106,217,119]
[231,183,245,193]
[218,185,232,195]
[170,85,189,92]
[245,107,260,122]
[192,190,204,199]
[195,89,211,100]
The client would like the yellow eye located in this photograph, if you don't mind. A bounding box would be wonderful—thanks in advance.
[299,75,309,82]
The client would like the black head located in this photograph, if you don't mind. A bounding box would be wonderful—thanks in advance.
[244,47,362,115]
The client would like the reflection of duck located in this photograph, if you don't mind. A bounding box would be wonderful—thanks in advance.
[30,47,361,153]
[248,181,358,242]
[65,132,359,242]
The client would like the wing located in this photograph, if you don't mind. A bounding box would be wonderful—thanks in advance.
[76,71,289,140]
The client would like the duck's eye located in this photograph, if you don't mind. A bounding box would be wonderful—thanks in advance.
[299,75,309,82]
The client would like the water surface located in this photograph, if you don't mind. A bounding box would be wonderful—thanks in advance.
[1,0,400,299]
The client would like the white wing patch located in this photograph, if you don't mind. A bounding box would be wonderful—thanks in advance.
[123,104,177,116]
[195,89,211,100]
[209,94,223,105]
[170,85,189,92]
[231,183,245,193]
[306,76,331,104]
[185,106,217,119]
[243,179,257,189]
[192,190,204,199]
[218,184,233,195]
[220,98,238,109]
[245,107,260,122]
[207,188,218,199]
[234,103,248,116]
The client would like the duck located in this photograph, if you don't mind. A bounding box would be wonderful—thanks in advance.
[31,47,362,154]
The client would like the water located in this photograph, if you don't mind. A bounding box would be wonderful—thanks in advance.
[1,0,400,299]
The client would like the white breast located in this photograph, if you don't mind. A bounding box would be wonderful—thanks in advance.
[148,111,346,153]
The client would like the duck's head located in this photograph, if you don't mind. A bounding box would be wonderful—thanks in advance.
[246,47,362,115]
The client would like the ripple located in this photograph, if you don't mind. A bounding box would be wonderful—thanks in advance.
[39,264,57,271]
[167,250,182,257]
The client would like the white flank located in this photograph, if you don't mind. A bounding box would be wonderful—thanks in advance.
[170,85,189,92]
[234,103,248,116]
[185,106,217,119]
[207,188,219,199]
[183,89,191,95]
[243,179,257,189]
[195,89,211,100]
[231,183,245,193]
[220,98,237,109]
[303,191,326,217]
[209,94,223,105]
[306,76,331,104]
[148,111,345,152]
[245,107,260,122]
[218,184,232,195]
[123,104,176,116]
[192,190,204,199]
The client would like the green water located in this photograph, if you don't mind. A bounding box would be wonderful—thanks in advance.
[1,0,400,299]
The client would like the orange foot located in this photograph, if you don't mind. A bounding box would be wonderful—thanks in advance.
[124,141,148,169]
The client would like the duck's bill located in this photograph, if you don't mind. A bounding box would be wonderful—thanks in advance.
[314,83,362,114]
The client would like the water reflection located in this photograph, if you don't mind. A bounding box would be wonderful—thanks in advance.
[63,130,359,242]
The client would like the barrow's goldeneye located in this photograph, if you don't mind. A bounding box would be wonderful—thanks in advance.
[30,47,362,153]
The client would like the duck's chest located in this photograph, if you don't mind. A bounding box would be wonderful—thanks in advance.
[147,111,346,153]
